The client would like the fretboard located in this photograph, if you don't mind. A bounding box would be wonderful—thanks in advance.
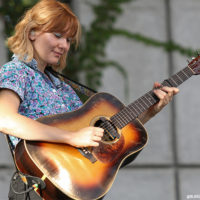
[110,66,194,129]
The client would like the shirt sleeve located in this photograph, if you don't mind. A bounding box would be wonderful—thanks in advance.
[0,62,27,101]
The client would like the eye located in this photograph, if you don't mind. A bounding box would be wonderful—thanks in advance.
[53,33,62,38]
[66,38,72,43]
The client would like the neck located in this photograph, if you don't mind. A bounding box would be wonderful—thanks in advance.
[37,61,47,73]
[33,53,47,73]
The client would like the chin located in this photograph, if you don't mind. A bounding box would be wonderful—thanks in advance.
[48,59,59,66]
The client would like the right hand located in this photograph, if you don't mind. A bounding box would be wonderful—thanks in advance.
[68,127,104,148]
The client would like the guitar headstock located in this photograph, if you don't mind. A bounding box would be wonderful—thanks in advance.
[188,55,200,75]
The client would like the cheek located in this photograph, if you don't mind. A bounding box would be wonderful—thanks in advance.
[38,39,52,54]
[33,34,57,56]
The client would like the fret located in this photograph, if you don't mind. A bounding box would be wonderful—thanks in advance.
[176,72,184,83]
[162,80,171,87]
[178,70,189,80]
[135,99,146,111]
[146,91,158,104]
[166,78,178,87]
[175,67,193,84]
[111,115,123,129]
[119,107,132,121]
[114,107,132,126]
[135,100,146,112]
[111,66,195,129]
[170,74,182,85]
[115,112,127,127]
[186,66,195,75]
[140,98,149,111]
[141,96,151,107]
[162,67,193,88]
[124,106,138,119]
[144,93,153,104]
[142,95,152,106]
[120,108,133,124]
[176,73,185,82]
[127,108,139,122]
[177,73,187,83]
[129,103,141,116]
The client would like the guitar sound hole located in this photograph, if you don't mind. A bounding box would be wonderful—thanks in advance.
[94,117,120,142]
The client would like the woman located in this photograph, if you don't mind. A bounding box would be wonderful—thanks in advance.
[0,0,179,199]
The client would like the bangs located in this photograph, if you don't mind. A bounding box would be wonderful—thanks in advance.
[43,13,79,40]
[8,0,81,71]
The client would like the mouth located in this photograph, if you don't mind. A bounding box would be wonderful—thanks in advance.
[54,51,62,57]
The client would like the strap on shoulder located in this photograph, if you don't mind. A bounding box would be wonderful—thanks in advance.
[46,67,97,98]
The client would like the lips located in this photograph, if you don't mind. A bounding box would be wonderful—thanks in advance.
[54,51,62,57]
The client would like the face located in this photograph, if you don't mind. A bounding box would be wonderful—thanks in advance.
[29,30,71,70]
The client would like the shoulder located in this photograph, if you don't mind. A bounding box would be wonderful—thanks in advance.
[0,59,31,101]
[0,57,31,76]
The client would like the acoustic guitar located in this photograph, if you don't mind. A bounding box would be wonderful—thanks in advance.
[14,56,200,200]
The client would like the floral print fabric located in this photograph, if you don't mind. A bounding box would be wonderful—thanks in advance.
[0,55,82,147]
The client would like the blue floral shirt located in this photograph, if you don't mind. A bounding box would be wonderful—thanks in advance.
[0,55,83,147]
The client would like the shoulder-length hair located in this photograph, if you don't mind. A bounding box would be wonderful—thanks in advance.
[7,0,81,72]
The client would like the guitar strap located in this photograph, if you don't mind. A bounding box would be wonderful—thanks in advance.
[46,66,97,100]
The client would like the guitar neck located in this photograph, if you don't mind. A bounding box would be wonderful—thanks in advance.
[111,66,194,129]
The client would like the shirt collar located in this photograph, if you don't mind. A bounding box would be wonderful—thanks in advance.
[12,54,62,88]
[12,54,39,71]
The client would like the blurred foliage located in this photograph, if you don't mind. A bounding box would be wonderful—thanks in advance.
[111,29,197,57]
[65,0,131,94]
[0,0,72,36]
[0,0,129,94]
[0,0,38,37]
[0,0,198,95]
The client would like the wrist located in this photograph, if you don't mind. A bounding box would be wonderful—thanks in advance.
[138,107,157,124]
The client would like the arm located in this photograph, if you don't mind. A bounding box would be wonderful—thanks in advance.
[138,82,179,124]
[0,89,103,147]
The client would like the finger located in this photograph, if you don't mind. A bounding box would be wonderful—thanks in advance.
[92,135,102,141]
[161,86,172,94]
[92,127,104,133]
[95,131,104,137]
[90,141,99,147]
[154,87,176,98]
[173,88,179,94]
[153,82,162,89]
[153,89,166,100]
[161,88,173,99]
[162,87,179,95]
[92,127,104,137]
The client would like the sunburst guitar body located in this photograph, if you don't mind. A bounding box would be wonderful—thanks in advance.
[15,92,147,200]
[14,56,200,200]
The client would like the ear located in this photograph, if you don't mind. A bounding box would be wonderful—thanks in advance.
[29,30,36,41]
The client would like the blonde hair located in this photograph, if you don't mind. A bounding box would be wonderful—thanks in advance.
[7,0,81,71]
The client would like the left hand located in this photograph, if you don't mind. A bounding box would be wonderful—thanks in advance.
[151,82,179,115]
[138,82,179,124]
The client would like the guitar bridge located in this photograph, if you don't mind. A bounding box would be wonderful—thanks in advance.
[78,147,97,163]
